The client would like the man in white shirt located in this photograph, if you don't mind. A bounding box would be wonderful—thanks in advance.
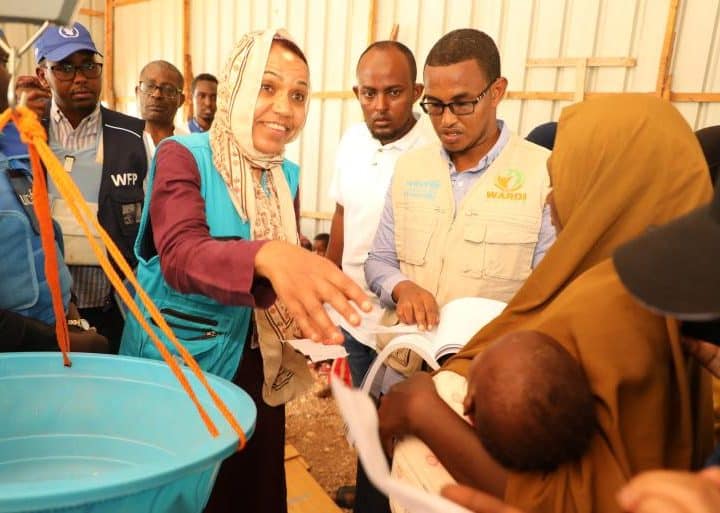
[326,40,429,513]
[135,60,188,163]
[327,41,428,388]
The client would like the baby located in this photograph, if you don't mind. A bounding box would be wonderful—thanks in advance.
[464,330,597,472]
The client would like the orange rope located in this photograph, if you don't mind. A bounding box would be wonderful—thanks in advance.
[28,138,72,365]
[1,106,246,449]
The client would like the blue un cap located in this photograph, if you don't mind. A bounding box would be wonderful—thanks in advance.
[34,22,101,64]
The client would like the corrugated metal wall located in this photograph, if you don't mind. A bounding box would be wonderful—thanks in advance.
[3,0,720,236]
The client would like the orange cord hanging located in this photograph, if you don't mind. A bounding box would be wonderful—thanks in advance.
[0,106,247,450]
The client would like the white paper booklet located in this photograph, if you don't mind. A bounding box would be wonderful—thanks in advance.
[324,298,421,350]
[287,339,348,363]
[360,297,506,394]
[331,378,472,513]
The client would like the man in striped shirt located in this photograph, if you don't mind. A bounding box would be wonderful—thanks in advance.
[34,22,148,352]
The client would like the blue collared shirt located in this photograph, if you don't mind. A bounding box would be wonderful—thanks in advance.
[187,118,205,133]
[364,120,556,307]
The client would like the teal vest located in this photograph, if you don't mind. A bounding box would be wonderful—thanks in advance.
[119,133,299,379]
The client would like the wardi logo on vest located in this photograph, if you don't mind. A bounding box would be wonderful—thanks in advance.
[487,169,526,200]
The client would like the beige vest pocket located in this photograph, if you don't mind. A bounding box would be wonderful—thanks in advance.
[461,222,486,278]
[396,208,437,266]
[483,223,537,280]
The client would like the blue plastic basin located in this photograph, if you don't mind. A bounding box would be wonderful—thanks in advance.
[0,353,256,513]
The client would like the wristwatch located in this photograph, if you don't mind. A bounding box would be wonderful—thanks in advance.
[67,319,91,331]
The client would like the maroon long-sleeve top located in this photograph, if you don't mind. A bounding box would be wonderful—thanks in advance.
[150,141,299,308]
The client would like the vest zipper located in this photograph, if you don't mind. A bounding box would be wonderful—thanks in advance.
[160,307,218,326]
[151,318,222,340]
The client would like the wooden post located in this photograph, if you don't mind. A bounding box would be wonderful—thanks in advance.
[656,0,680,98]
[182,0,193,121]
[103,0,115,109]
[574,59,587,102]
[367,0,377,45]
[389,24,399,41]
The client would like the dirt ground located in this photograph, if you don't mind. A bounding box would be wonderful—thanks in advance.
[285,365,356,512]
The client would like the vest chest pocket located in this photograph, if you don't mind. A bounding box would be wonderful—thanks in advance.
[142,307,231,374]
[0,211,39,310]
[462,222,537,280]
[396,208,437,266]
[483,224,538,280]
[109,187,143,237]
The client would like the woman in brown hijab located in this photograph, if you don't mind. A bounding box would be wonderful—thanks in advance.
[378,94,715,513]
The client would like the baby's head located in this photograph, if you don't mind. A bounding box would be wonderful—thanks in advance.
[465,330,596,472]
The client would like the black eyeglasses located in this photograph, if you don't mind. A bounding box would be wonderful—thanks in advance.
[47,62,103,81]
[138,81,182,99]
[420,78,497,116]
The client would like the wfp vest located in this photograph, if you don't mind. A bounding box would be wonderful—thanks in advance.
[42,106,147,268]
[119,133,299,379]
[0,163,72,324]
[391,134,550,305]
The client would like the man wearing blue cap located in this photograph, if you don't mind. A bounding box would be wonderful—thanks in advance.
[34,22,147,352]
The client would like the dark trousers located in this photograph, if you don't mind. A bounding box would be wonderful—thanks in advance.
[80,298,124,354]
[204,343,287,513]
[342,328,377,388]
[342,329,391,513]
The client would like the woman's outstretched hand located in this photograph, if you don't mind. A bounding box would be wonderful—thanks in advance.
[255,240,371,344]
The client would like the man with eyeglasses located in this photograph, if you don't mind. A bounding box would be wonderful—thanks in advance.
[33,22,147,352]
[365,29,555,367]
[135,60,188,163]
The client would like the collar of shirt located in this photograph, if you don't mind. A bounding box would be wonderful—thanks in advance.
[188,118,204,133]
[359,111,426,153]
[441,119,509,177]
[50,98,101,137]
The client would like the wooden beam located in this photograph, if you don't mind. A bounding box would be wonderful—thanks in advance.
[116,90,720,107]
[670,92,720,102]
[505,91,574,101]
[527,57,636,68]
[113,0,150,6]
[505,91,651,101]
[102,0,115,109]
[367,0,377,45]
[79,8,104,17]
[182,0,193,121]
[301,211,333,221]
[310,90,355,100]
[656,0,681,97]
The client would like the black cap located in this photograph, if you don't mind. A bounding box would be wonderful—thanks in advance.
[613,185,720,320]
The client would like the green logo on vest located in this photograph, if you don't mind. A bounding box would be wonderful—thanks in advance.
[488,169,527,200]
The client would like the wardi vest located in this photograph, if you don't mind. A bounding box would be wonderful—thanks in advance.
[0,160,72,324]
[42,106,147,268]
[119,133,300,380]
[391,134,550,305]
